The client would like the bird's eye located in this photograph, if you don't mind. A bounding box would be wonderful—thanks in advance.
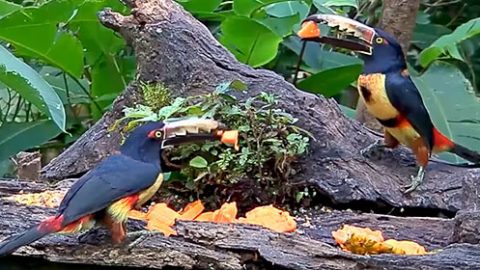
[375,37,384,44]
[155,130,163,138]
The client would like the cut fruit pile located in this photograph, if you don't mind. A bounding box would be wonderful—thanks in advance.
[128,200,296,236]
[332,224,427,255]
[5,190,65,208]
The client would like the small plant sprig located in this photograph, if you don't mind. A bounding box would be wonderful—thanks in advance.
[119,80,312,209]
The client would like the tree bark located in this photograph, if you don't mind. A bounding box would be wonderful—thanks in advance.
[2,179,480,269]
[378,0,422,53]
[38,0,480,213]
[355,0,421,131]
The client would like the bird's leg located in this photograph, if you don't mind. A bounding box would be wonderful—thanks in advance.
[360,139,387,159]
[403,166,425,194]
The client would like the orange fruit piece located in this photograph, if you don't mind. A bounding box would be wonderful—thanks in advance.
[128,210,148,221]
[240,205,296,233]
[146,203,180,226]
[332,225,427,255]
[178,200,205,221]
[213,202,238,223]
[381,239,427,255]
[147,220,178,237]
[297,21,321,39]
[220,130,239,151]
[195,211,215,222]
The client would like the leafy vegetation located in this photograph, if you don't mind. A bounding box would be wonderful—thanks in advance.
[0,0,479,177]
[118,81,311,209]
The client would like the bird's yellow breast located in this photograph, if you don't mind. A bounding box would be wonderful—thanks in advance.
[107,173,164,223]
[136,173,164,207]
[357,74,399,120]
[357,73,421,147]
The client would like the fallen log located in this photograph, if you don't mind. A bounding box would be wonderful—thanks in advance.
[1,179,480,269]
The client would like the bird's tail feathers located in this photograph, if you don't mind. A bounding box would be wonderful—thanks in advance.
[0,216,62,256]
[449,143,480,167]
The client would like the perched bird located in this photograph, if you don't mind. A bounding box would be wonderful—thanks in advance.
[0,118,232,256]
[297,15,480,193]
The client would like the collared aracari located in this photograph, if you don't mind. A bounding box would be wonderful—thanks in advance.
[297,14,480,193]
[0,118,231,256]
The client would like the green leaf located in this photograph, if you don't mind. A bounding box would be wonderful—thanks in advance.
[0,44,66,130]
[265,1,310,19]
[189,156,208,168]
[313,0,357,9]
[69,0,127,62]
[297,64,362,97]
[234,0,291,16]
[89,55,127,119]
[412,61,480,163]
[0,0,21,19]
[257,13,299,37]
[229,79,248,91]
[415,10,430,25]
[220,16,282,67]
[179,0,221,13]
[40,66,90,105]
[419,18,480,67]
[0,0,84,78]
[412,23,451,50]
[68,0,130,118]
[0,120,61,160]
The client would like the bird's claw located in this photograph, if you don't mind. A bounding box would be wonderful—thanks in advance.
[402,167,425,194]
[403,175,421,194]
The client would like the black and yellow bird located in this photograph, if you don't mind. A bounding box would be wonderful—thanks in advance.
[0,118,231,256]
[297,14,480,193]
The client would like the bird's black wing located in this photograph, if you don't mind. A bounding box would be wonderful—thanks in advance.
[385,72,435,151]
[57,154,160,225]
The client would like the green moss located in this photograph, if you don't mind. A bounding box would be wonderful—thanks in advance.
[140,82,172,111]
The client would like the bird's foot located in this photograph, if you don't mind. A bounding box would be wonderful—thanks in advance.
[127,230,162,248]
[403,175,422,194]
[360,139,386,160]
[402,167,425,194]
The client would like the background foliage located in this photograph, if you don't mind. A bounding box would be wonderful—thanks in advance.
[0,0,479,176]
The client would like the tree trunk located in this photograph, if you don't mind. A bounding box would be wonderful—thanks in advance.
[355,0,421,131]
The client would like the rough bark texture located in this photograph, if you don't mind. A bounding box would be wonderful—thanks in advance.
[2,179,480,269]
[355,0,421,132]
[378,0,422,53]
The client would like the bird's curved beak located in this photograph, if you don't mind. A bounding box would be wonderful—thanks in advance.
[297,14,376,55]
[149,118,239,150]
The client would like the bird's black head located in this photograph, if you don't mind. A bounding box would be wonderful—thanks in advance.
[360,28,406,74]
[120,118,235,165]
[297,14,407,74]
